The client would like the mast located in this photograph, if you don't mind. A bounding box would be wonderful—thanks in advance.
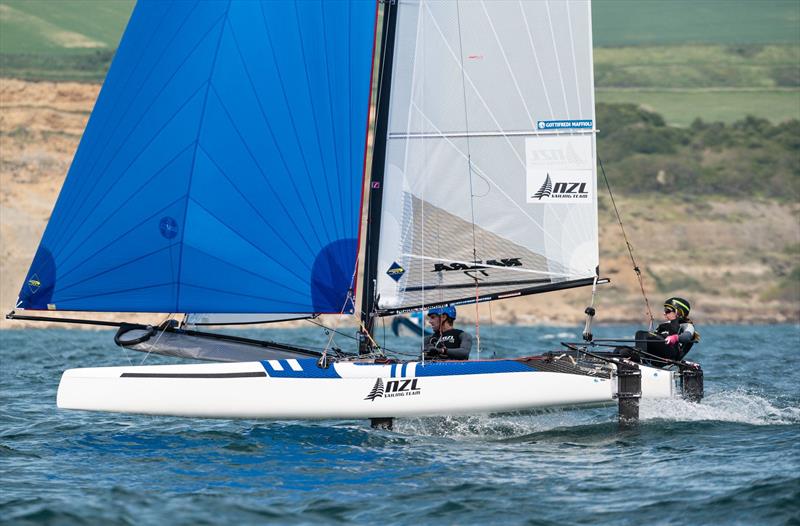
[359,0,399,352]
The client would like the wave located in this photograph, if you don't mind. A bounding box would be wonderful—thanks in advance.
[395,389,799,440]
[395,408,610,440]
[539,331,578,340]
[640,388,800,426]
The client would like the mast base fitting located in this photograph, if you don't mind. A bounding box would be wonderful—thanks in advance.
[370,417,394,430]
[680,365,704,403]
[616,361,642,425]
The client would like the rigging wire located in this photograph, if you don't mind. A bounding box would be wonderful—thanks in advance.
[416,0,428,366]
[598,156,655,329]
[455,0,482,359]
[305,318,413,358]
[139,313,174,365]
[319,269,361,365]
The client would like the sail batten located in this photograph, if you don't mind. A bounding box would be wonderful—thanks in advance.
[185,313,313,326]
[400,254,577,278]
[378,277,599,317]
[17,0,378,315]
[389,129,596,139]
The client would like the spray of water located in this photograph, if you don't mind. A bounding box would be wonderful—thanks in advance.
[395,389,799,439]
[395,408,610,439]
[640,389,800,426]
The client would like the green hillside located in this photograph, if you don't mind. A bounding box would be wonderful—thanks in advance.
[0,0,798,124]
[592,1,800,125]
[0,0,133,81]
[595,44,800,125]
[593,0,800,46]
[596,104,799,201]
[0,0,133,53]
[596,89,799,127]
[4,0,795,52]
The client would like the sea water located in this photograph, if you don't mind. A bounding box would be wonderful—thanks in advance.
[1,324,798,525]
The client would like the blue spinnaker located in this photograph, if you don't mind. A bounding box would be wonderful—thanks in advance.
[17,0,377,314]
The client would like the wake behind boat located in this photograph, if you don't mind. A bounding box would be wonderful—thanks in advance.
[9,0,703,428]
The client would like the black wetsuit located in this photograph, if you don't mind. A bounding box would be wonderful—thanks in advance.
[424,329,472,360]
[636,319,698,363]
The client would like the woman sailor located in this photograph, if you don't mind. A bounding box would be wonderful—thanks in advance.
[654,297,700,360]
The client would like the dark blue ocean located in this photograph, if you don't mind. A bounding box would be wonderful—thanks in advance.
[1,324,798,525]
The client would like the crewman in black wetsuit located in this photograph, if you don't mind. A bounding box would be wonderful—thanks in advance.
[423,306,472,361]
[636,297,700,363]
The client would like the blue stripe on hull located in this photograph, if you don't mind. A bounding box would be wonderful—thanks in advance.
[414,360,534,377]
[260,360,341,378]
[260,359,534,379]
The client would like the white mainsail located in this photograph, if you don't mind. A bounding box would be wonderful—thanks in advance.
[373,0,598,312]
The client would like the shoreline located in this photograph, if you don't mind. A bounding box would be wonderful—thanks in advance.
[1,79,798,330]
[2,312,797,330]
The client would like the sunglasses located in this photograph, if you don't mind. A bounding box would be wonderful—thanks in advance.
[664,308,676,314]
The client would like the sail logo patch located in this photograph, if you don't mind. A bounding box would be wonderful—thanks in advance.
[27,274,41,293]
[432,258,521,272]
[386,262,405,282]
[432,258,522,280]
[526,136,593,204]
[364,378,421,400]
[532,174,553,199]
[537,119,592,130]
[159,216,178,239]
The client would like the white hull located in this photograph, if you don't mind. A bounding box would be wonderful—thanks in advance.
[57,358,674,419]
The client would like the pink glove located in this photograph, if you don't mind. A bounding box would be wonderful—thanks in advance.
[665,334,679,346]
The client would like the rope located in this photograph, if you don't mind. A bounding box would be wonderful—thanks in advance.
[598,156,655,329]
[359,320,383,354]
[319,267,360,366]
[139,314,174,365]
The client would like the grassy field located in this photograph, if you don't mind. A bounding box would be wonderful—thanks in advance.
[0,0,798,124]
[2,0,796,51]
[594,45,799,89]
[0,0,132,53]
[593,0,800,46]
[595,43,799,125]
[596,89,800,126]
[0,0,133,81]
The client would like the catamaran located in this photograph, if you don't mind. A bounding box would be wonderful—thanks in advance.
[9,0,702,428]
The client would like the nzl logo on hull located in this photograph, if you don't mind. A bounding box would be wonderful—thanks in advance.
[364,378,421,401]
